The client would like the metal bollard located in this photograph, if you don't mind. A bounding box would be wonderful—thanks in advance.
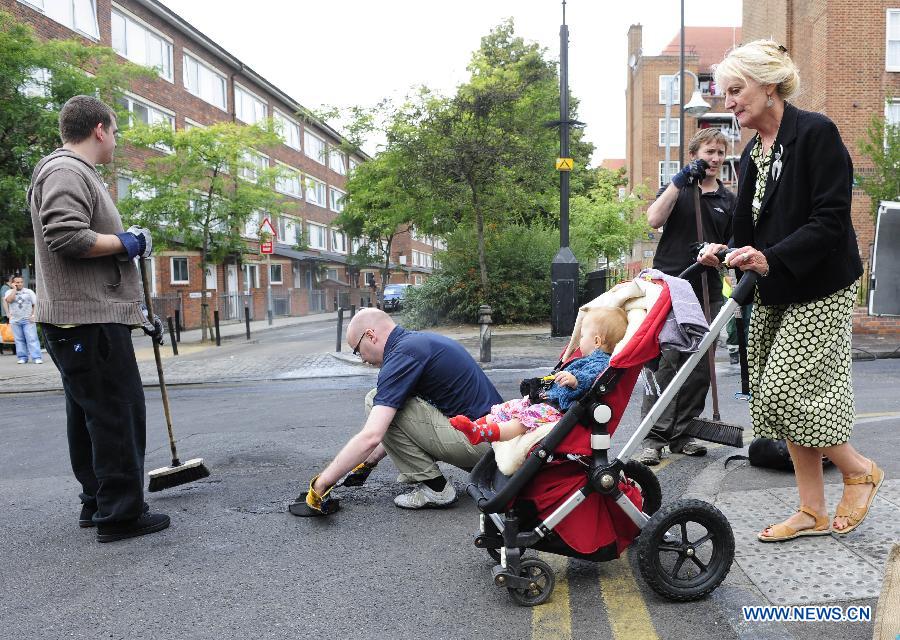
[213,310,221,347]
[478,304,492,363]
[350,304,356,319]
[166,316,178,356]
[174,309,181,342]
[336,307,344,352]
[244,306,251,340]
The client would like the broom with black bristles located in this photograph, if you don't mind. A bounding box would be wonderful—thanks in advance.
[139,258,211,491]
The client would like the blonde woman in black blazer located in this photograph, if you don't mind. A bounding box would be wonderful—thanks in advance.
[700,40,882,542]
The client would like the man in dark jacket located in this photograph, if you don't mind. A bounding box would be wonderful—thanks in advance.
[639,128,736,465]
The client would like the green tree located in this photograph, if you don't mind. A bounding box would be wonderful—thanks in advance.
[857,110,900,224]
[0,10,151,269]
[335,148,422,304]
[119,120,285,341]
[389,20,594,300]
[570,169,649,270]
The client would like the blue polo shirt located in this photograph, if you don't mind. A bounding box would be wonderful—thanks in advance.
[373,327,502,418]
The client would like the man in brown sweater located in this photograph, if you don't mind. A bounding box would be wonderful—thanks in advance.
[27,95,169,542]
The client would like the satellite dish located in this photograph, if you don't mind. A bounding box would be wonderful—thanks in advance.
[628,54,637,69]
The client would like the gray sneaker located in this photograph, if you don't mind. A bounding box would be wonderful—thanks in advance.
[393,482,457,509]
[638,447,661,466]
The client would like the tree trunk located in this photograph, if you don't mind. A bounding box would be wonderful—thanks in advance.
[200,238,212,343]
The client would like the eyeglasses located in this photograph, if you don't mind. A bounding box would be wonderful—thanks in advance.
[352,330,368,358]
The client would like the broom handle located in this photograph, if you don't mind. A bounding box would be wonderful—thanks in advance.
[693,185,722,421]
[139,258,181,466]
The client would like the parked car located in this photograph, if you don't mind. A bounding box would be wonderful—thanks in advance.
[382,283,415,311]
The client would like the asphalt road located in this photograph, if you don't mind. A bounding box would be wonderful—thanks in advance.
[1,327,897,639]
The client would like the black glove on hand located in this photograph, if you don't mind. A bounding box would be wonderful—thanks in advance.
[117,226,153,260]
[140,305,164,345]
[341,461,377,487]
[671,159,710,189]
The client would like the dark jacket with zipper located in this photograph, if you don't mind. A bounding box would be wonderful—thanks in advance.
[734,102,863,306]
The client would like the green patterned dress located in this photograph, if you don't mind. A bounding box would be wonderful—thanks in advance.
[747,136,857,448]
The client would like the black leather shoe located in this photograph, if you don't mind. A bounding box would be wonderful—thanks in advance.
[79,504,97,528]
[97,513,170,543]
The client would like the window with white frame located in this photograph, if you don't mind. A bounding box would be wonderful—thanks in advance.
[305,176,326,207]
[273,109,301,150]
[349,157,359,173]
[414,274,423,285]
[243,210,261,238]
[351,236,367,254]
[277,215,300,245]
[235,84,267,125]
[329,187,345,212]
[170,257,189,284]
[116,174,156,202]
[183,118,204,130]
[183,52,226,110]
[275,163,302,198]
[888,9,900,71]
[21,67,52,99]
[269,263,283,284]
[658,75,681,104]
[20,0,99,38]
[326,268,338,281]
[304,130,326,164]
[306,222,327,250]
[328,147,347,175]
[116,94,175,147]
[239,151,268,182]
[111,7,173,81]
[242,264,259,290]
[331,229,347,253]
[658,118,680,146]
[886,100,900,147]
[658,161,680,187]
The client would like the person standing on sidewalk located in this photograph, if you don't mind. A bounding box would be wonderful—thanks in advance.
[302,307,502,513]
[1,273,14,322]
[27,95,168,542]
[638,128,736,466]
[701,41,882,540]
[3,275,43,364]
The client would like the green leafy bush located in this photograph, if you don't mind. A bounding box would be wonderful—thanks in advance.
[401,224,560,328]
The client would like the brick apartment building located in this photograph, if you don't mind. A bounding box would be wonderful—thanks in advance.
[624,25,742,270]
[3,0,437,328]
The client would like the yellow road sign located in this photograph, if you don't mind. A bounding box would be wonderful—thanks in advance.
[556,157,574,171]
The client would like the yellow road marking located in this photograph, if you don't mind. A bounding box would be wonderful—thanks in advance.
[599,550,660,640]
[531,552,571,639]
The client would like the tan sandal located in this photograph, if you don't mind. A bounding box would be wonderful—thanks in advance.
[758,506,831,542]
[833,461,885,535]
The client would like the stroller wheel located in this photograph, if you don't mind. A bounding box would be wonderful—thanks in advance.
[507,558,555,607]
[636,498,734,602]
[623,460,662,516]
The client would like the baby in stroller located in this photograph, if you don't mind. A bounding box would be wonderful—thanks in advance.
[450,307,628,445]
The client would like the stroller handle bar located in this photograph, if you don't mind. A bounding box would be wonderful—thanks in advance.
[679,249,758,307]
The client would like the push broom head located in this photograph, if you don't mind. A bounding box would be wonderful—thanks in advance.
[684,417,745,448]
[148,458,210,492]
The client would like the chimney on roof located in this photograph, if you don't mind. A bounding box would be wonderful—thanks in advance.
[627,24,642,64]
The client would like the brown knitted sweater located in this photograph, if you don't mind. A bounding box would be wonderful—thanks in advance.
[27,149,144,325]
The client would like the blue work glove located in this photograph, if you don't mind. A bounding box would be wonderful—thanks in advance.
[116,226,153,260]
[671,159,710,189]
[140,304,164,346]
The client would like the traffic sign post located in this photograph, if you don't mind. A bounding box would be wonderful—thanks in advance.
[258,217,277,325]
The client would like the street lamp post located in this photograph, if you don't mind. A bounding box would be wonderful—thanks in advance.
[550,0,582,337]
[663,70,711,184]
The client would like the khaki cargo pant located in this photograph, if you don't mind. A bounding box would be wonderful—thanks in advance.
[366,389,491,483]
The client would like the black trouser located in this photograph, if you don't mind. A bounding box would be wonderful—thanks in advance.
[640,298,723,451]
[42,323,146,525]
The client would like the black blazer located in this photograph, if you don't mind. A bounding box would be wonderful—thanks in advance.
[734,103,863,305]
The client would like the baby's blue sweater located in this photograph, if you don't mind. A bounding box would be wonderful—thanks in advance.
[544,349,612,410]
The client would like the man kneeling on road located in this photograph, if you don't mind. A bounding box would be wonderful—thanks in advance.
[301,308,502,514]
